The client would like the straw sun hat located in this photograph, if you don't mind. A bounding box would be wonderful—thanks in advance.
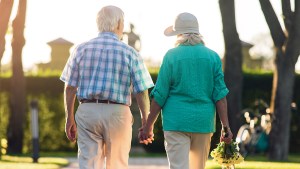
[164,12,200,36]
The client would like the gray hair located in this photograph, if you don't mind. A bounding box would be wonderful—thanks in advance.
[96,6,124,32]
[175,33,205,46]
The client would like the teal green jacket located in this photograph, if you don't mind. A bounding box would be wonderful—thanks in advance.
[150,43,229,133]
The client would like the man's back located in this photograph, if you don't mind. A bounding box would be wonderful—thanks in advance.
[60,6,154,169]
[75,32,134,104]
[61,32,153,105]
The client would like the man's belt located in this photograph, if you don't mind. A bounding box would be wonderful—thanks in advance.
[80,99,122,105]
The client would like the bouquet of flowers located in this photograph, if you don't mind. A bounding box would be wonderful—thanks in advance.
[210,140,244,168]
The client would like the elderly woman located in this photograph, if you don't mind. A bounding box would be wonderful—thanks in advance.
[140,12,233,169]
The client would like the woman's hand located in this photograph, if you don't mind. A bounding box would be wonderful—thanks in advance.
[220,126,233,144]
[139,125,154,145]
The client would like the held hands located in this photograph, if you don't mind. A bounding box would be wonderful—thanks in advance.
[138,125,155,145]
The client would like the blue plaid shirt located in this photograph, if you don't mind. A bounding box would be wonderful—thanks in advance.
[60,32,154,106]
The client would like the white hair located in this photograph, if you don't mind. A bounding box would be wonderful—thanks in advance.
[175,33,205,46]
[96,6,124,32]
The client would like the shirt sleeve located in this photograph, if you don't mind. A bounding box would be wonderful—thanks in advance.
[131,52,154,93]
[212,55,229,103]
[150,54,172,107]
[60,45,80,87]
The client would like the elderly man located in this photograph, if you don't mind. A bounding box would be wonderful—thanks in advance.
[60,5,154,169]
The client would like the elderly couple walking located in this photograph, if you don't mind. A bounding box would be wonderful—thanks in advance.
[60,5,233,169]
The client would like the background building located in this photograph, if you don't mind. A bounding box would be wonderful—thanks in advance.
[37,38,73,72]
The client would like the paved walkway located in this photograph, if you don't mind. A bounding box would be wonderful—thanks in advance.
[61,157,169,169]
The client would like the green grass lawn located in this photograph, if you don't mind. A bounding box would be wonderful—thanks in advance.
[205,154,300,169]
[0,155,68,169]
[0,153,299,169]
[205,160,300,169]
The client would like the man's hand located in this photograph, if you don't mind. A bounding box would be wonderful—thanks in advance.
[138,126,154,145]
[138,99,161,145]
[65,118,77,142]
[64,84,77,142]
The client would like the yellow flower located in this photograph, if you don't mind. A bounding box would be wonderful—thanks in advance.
[210,141,244,167]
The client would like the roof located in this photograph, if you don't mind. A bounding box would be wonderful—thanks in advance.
[47,38,74,46]
[241,41,254,47]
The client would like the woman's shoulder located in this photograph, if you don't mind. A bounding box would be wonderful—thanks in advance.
[199,45,218,56]
[199,46,221,61]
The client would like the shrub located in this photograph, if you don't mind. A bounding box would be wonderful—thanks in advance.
[0,73,299,153]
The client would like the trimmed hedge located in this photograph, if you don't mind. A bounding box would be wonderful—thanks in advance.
[0,73,299,153]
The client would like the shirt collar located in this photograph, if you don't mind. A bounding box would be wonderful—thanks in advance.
[98,32,119,40]
[179,43,204,47]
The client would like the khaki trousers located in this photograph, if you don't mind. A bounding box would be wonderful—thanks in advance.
[164,131,213,169]
[75,103,132,169]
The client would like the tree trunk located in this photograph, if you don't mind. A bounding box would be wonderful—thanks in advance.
[268,52,294,160]
[7,0,27,154]
[0,0,14,157]
[219,0,243,135]
[0,0,14,62]
[259,0,300,160]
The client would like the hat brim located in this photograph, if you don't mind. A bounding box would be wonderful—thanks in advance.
[164,25,200,36]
